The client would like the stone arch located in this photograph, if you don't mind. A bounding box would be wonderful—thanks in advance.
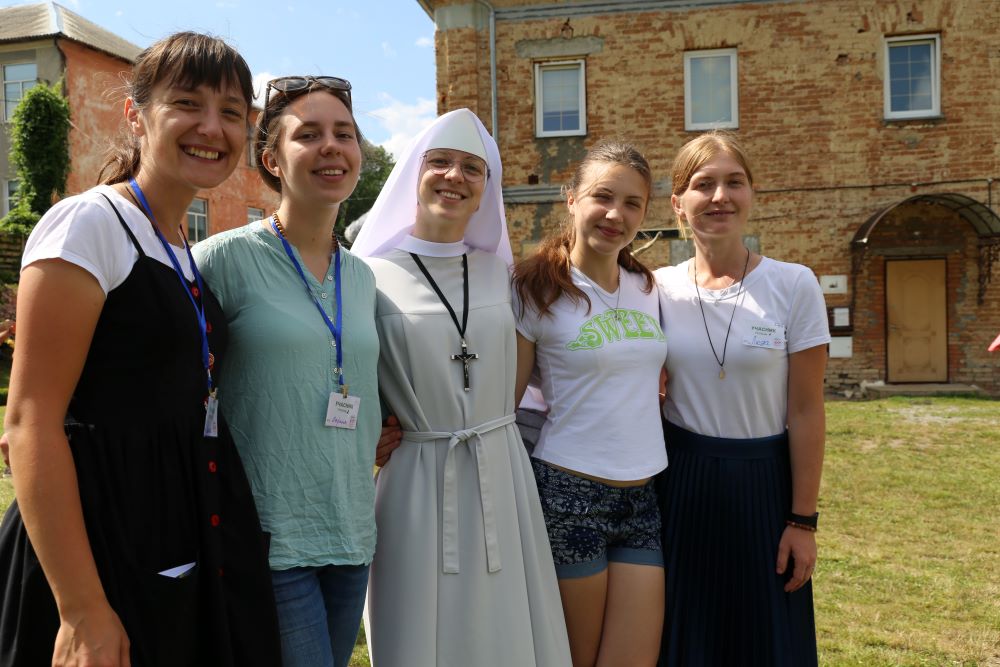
[851,193,1000,304]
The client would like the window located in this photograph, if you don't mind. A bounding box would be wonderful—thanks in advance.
[247,136,257,167]
[3,62,38,120]
[247,206,265,224]
[187,198,208,242]
[535,60,586,137]
[2,180,18,216]
[884,34,941,119]
[683,49,738,131]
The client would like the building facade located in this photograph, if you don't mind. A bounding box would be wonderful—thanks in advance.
[418,0,1000,394]
[0,2,276,243]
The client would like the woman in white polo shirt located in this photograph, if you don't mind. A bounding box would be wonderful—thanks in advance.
[654,130,829,666]
[512,139,668,667]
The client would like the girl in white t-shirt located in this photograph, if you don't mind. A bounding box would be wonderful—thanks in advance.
[654,131,829,667]
[513,140,667,667]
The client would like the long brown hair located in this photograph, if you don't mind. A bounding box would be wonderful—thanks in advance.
[99,32,254,185]
[670,130,754,233]
[513,139,655,318]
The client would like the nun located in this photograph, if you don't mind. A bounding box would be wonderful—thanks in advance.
[352,109,571,667]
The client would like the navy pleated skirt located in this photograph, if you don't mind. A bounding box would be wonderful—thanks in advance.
[655,422,817,667]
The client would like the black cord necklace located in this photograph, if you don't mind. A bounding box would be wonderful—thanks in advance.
[410,253,478,392]
[694,247,751,380]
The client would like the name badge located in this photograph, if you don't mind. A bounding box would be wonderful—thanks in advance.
[204,393,219,437]
[326,393,361,429]
[743,321,786,350]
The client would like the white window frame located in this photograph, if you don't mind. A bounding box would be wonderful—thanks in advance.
[683,48,739,131]
[883,34,941,120]
[247,206,265,224]
[2,179,19,216]
[3,62,38,121]
[534,60,587,138]
[187,198,208,242]
[247,136,257,166]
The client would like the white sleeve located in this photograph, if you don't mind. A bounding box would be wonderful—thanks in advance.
[510,285,541,342]
[786,265,831,353]
[21,193,135,294]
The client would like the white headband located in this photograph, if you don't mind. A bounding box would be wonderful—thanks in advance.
[427,111,487,160]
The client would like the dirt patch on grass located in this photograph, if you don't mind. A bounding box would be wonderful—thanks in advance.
[887,404,997,426]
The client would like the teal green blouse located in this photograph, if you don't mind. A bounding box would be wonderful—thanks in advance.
[194,222,380,569]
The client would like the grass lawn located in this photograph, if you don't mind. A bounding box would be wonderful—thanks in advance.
[1,397,998,665]
[816,396,1000,666]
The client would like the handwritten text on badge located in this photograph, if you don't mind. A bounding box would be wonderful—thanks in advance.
[743,322,787,350]
[326,393,361,430]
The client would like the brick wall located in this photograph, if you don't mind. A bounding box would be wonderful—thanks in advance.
[426,0,1000,393]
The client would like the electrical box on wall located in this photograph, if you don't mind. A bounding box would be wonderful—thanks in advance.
[827,307,852,334]
[829,337,853,358]
[819,275,848,294]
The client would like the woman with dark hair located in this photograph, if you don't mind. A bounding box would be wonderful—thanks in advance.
[0,32,280,666]
[511,140,667,666]
[655,130,828,666]
[193,76,392,667]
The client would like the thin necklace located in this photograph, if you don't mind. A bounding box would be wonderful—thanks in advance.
[573,264,622,320]
[410,253,478,392]
[694,247,750,380]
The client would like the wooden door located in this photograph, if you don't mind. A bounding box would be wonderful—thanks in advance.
[886,259,947,382]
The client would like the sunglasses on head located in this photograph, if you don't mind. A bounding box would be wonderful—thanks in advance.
[262,76,352,126]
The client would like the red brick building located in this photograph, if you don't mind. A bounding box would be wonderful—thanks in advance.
[0,2,276,242]
[418,0,1000,394]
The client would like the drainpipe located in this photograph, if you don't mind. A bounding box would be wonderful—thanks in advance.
[475,0,499,142]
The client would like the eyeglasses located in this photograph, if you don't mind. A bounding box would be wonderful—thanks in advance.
[422,152,489,183]
[262,76,352,127]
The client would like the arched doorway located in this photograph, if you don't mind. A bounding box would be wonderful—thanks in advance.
[850,193,1000,384]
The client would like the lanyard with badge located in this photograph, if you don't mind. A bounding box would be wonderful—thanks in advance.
[270,216,360,429]
[128,178,219,437]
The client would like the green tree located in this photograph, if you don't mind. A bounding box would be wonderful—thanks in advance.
[336,140,395,236]
[1,80,71,235]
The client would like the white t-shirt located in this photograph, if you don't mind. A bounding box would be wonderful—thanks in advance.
[514,267,669,480]
[22,185,194,292]
[655,257,830,439]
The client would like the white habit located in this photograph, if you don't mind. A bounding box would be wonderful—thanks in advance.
[366,247,571,667]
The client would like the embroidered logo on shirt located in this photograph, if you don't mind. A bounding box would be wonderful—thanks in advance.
[566,309,666,350]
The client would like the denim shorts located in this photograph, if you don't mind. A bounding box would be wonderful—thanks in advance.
[531,458,663,579]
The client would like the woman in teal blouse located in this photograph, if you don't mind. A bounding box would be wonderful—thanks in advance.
[194,76,389,667]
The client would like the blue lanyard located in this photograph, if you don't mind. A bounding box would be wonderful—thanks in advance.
[128,178,213,395]
[270,216,345,392]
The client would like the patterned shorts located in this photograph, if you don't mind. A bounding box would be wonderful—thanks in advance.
[531,458,663,579]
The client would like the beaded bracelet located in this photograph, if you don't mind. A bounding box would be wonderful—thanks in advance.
[786,520,818,532]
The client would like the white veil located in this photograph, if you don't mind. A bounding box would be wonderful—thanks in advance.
[351,108,512,265]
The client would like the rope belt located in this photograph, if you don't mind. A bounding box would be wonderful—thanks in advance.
[403,413,515,575]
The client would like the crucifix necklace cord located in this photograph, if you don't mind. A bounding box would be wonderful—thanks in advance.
[410,253,478,392]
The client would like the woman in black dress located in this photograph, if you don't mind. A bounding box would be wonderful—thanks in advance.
[0,32,280,666]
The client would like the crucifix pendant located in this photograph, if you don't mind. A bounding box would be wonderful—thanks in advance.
[719,368,726,379]
[451,339,479,392]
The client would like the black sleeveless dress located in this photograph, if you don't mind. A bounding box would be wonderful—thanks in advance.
[0,198,281,666]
